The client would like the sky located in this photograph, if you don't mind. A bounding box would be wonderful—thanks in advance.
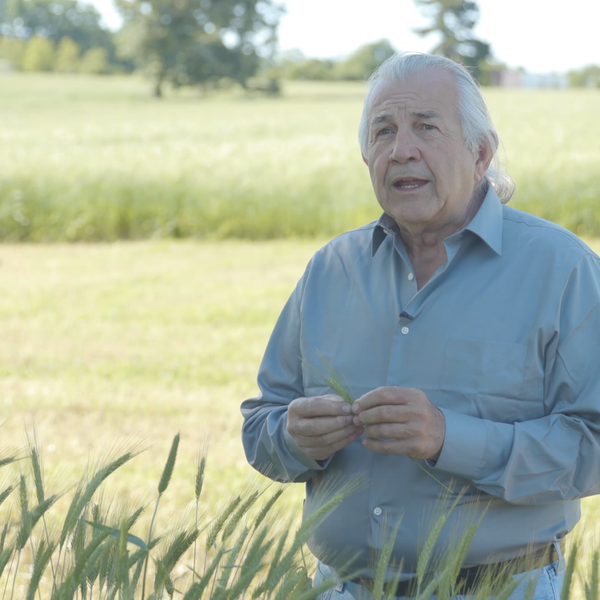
[90,0,600,74]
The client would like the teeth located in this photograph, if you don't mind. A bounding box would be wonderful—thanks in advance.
[397,183,420,189]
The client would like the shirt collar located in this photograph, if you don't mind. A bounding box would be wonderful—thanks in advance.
[461,184,503,256]
[371,183,504,257]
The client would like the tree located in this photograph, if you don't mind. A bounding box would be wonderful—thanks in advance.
[569,65,600,88]
[413,0,491,81]
[54,35,79,71]
[115,0,285,97]
[280,57,335,80]
[0,36,26,67]
[79,45,107,73]
[334,39,397,80]
[0,0,120,66]
[21,33,53,70]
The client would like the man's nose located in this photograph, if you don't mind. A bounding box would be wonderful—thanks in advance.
[390,134,420,163]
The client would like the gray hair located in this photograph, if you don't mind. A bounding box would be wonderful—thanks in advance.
[359,53,515,203]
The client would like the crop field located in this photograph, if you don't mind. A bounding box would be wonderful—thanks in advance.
[2,239,600,597]
[1,74,600,595]
[0,73,599,241]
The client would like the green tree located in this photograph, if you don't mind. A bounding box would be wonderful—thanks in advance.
[54,35,79,71]
[79,45,107,73]
[334,39,397,80]
[281,57,335,80]
[413,0,491,81]
[116,0,284,97]
[21,34,54,70]
[0,0,121,66]
[0,36,26,68]
[569,65,600,88]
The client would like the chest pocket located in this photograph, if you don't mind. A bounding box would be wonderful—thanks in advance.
[439,339,532,422]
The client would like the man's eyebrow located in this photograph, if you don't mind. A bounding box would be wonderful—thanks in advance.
[371,110,442,124]
[371,114,391,125]
[410,110,442,120]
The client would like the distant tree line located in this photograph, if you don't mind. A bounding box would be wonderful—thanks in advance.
[0,0,129,73]
[278,40,396,82]
[1,0,597,93]
[568,65,600,88]
[0,0,284,94]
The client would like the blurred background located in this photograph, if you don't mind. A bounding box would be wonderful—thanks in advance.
[0,0,599,536]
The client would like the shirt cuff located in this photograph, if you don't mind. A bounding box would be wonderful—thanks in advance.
[429,409,488,480]
[284,427,332,471]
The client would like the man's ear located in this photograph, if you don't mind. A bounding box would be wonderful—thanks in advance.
[474,137,494,182]
[362,154,369,166]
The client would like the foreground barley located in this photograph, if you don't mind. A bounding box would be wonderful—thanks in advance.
[0,434,594,600]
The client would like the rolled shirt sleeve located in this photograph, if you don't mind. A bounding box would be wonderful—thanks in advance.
[433,254,600,504]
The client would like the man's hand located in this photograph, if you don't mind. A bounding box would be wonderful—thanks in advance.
[287,395,365,461]
[351,387,445,460]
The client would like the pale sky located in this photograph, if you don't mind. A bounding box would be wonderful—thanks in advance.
[91,0,600,74]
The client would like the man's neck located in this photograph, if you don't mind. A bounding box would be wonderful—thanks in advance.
[396,186,486,289]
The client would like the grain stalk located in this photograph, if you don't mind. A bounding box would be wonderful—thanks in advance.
[302,354,354,404]
[141,433,179,600]
[307,357,454,494]
[193,446,207,584]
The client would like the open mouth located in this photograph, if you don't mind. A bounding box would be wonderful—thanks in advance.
[392,177,428,190]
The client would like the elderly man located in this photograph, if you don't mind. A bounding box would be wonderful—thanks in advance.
[241,53,600,599]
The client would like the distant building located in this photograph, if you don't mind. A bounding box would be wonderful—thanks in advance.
[489,69,569,89]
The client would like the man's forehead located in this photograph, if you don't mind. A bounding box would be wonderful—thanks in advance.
[368,71,460,121]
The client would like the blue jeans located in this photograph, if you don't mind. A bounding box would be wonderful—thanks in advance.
[313,553,565,600]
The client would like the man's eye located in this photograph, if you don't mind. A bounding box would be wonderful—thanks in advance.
[376,128,392,136]
[422,124,437,131]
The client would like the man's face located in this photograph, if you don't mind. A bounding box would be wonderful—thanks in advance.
[363,70,489,232]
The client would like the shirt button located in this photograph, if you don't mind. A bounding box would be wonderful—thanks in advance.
[373,507,382,516]
[401,327,409,335]
[408,272,414,281]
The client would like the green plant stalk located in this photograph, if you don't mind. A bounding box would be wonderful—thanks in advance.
[384,559,404,600]
[9,550,21,600]
[302,356,354,404]
[372,518,403,600]
[308,357,457,494]
[410,459,453,494]
[1,550,16,600]
[416,490,465,591]
[140,494,161,600]
[193,450,207,584]
[561,542,578,600]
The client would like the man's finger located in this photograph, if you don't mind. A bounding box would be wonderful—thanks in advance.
[307,427,365,457]
[352,387,414,413]
[327,427,365,453]
[290,395,352,418]
[290,415,355,437]
[353,404,412,426]
[294,424,364,448]
[363,422,413,440]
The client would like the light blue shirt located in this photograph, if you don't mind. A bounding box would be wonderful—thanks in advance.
[241,186,600,575]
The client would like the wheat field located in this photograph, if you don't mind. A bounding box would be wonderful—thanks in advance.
[1,73,600,597]
[1,74,599,240]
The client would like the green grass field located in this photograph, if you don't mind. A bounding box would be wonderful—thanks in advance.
[2,238,600,511]
[2,239,600,599]
[1,73,599,240]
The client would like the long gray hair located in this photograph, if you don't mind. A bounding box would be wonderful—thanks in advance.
[358,53,515,203]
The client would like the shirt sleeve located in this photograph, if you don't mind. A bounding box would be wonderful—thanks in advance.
[432,254,600,504]
[240,258,333,483]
